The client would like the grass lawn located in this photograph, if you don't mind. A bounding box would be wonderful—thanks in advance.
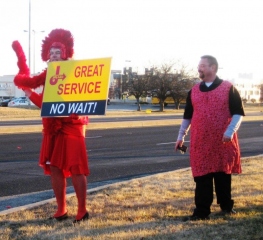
[0,156,262,240]
[0,103,262,119]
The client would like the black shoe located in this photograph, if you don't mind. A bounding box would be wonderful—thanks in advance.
[73,212,89,224]
[49,212,68,221]
[182,215,210,222]
[217,209,237,216]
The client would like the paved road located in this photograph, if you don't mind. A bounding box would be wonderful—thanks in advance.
[0,121,262,196]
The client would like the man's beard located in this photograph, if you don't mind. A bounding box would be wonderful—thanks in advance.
[199,71,205,79]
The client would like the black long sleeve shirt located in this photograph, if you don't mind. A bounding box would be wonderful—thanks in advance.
[183,77,245,119]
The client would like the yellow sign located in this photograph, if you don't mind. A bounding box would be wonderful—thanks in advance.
[41,57,111,117]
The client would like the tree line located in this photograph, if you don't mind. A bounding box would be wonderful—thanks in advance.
[114,62,199,111]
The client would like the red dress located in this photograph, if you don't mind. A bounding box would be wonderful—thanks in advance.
[190,81,241,177]
[30,92,89,177]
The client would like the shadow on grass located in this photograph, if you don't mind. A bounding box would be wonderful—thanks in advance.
[2,205,262,240]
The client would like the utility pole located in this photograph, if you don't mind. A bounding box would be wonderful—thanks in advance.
[28,0,31,75]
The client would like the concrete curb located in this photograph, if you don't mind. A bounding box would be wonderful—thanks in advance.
[0,182,119,216]
[0,167,189,216]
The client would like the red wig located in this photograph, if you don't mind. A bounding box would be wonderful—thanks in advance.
[41,29,74,62]
[12,29,74,90]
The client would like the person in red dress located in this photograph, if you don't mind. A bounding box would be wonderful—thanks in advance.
[175,55,245,221]
[12,29,89,223]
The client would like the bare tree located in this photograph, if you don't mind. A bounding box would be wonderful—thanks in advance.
[123,73,149,111]
[260,84,263,103]
[170,65,198,109]
[119,62,198,112]
[148,64,176,112]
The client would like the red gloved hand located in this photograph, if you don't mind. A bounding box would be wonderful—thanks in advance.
[12,41,30,75]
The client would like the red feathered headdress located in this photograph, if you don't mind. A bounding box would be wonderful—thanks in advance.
[41,29,74,62]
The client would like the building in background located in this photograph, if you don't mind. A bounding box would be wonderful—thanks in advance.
[0,75,42,100]
[231,73,262,103]
[110,70,122,99]
[0,75,21,100]
[110,68,135,99]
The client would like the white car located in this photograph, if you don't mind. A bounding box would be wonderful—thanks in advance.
[8,99,30,107]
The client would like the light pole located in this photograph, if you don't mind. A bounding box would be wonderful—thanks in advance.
[25,0,44,74]
[124,60,131,74]
[24,29,45,74]
[28,0,31,74]
[125,60,131,87]
[23,0,32,74]
[32,30,45,74]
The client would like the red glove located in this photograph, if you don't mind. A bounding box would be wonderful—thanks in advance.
[12,41,30,76]
[13,70,47,89]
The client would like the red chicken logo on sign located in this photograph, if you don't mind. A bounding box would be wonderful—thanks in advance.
[50,66,66,85]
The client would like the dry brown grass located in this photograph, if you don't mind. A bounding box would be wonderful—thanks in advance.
[0,106,41,119]
[0,103,262,120]
[0,106,180,120]
[0,156,262,240]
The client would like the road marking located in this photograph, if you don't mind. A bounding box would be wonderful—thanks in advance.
[87,147,111,152]
[86,136,102,139]
[156,141,190,145]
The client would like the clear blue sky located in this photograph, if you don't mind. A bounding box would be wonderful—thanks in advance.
[1,0,263,82]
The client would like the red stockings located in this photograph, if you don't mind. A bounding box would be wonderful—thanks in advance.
[72,174,88,220]
[50,166,88,220]
[50,166,67,218]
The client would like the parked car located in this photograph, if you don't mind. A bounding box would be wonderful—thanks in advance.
[0,99,11,107]
[8,99,30,107]
[16,97,27,100]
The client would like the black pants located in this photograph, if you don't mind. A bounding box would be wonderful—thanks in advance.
[193,172,234,217]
